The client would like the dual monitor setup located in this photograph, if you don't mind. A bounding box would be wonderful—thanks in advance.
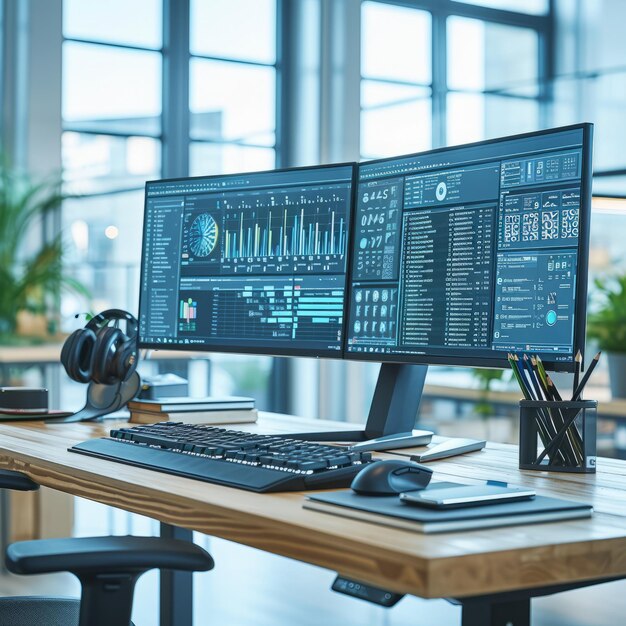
[139,124,593,446]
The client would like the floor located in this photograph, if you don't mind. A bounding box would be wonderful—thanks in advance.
[0,498,623,626]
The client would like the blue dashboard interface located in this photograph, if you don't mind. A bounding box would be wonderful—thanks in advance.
[139,165,354,357]
[346,127,588,365]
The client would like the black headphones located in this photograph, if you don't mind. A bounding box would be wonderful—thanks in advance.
[61,309,139,385]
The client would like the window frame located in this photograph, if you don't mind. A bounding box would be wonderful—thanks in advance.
[359,0,555,152]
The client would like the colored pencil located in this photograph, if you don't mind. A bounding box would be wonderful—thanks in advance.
[511,354,533,399]
[572,352,601,401]
[532,356,550,398]
[508,354,531,399]
[573,350,582,398]
[545,373,561,401]
[522,354,541,399]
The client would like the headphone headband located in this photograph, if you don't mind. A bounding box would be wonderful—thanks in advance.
[85,309,138,339]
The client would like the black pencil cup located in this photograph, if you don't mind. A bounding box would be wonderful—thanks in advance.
[519,400,597,473]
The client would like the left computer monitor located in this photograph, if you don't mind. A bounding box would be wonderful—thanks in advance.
[138,164,356,358]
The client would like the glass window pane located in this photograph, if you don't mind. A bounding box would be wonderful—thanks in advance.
[209,354,273,409]
[589,212,626,278]
[454,0,548,15]
[361,96,431,159]
[552,73,626,171]
[63,0,162,49]
[592,177,626,198]
[190,142,275,176]
[63,191,144,265]
[447,16,538,92]
[190,0,276,64]
[362,80,430,109]
[62,191,144,318]
[62,263,141,322]
[361,1,431,83]
[447,93,539,145]
[190,59,275,145]
[63,42,161,134]
[62,132,160,194]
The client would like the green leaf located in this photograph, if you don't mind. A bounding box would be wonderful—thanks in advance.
[587,273,626,352]
[0,164,88,332]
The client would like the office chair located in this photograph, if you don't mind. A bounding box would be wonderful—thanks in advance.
[0,469,214,626]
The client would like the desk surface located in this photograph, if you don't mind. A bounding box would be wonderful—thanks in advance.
[0,414,625,600]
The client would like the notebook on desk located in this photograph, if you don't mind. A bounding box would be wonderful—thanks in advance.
[304,484,593,534]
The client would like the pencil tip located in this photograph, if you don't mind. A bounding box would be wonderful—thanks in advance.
[575,350,582,361]
[595,351,601,359]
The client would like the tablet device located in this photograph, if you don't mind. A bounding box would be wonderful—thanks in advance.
[399,485,536,509]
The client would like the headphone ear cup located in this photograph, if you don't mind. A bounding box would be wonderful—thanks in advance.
[113,340,139,382]
[61,328,97,383]
[92,327,124,385]
[60,330,80,377]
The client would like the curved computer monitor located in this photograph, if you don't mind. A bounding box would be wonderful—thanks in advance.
[345,124,593,372]
[138,163,356,358]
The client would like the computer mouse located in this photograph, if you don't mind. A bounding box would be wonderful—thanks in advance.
[351,459,433,496]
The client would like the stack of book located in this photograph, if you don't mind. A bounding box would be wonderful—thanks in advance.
[127,396,258,425]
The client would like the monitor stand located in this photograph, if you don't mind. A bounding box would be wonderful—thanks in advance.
[287,363,432,450]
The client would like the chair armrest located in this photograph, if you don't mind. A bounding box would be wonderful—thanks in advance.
[0,469,39,491]
[6,535,214,576]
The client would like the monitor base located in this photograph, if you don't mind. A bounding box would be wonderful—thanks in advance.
[286,430,433,451]
[287,363,429,450]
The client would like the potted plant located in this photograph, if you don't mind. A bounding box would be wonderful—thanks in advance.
[0,164,88,344]
[587,274,626,398]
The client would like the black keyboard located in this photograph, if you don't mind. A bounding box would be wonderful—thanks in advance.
[69,423,375,493]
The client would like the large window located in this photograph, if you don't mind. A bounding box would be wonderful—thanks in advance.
[61,0,279,407]
[360,0,551,159]
[189,0,277,175]
[61,0,164,317]
[61,0,278,318]
[446,15,541,144]
[360,2,432,158]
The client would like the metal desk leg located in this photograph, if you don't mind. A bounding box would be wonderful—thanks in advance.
[0,490,8,573]
[160,523,194,626]
[451,575,626,626]
[460,597,530,626]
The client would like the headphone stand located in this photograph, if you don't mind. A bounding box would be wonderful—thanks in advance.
[47,372,141,424]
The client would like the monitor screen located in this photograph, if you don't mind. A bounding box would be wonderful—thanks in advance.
[139,164,356,357]
[345,124,593,371]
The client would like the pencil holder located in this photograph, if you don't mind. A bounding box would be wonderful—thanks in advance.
[519,400,597,473]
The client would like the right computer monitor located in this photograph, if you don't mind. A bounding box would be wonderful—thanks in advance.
[346,124,593,372]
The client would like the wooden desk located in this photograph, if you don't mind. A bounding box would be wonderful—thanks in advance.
[0,414,625,626]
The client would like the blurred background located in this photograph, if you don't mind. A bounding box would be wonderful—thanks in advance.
[2,1,626,624]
